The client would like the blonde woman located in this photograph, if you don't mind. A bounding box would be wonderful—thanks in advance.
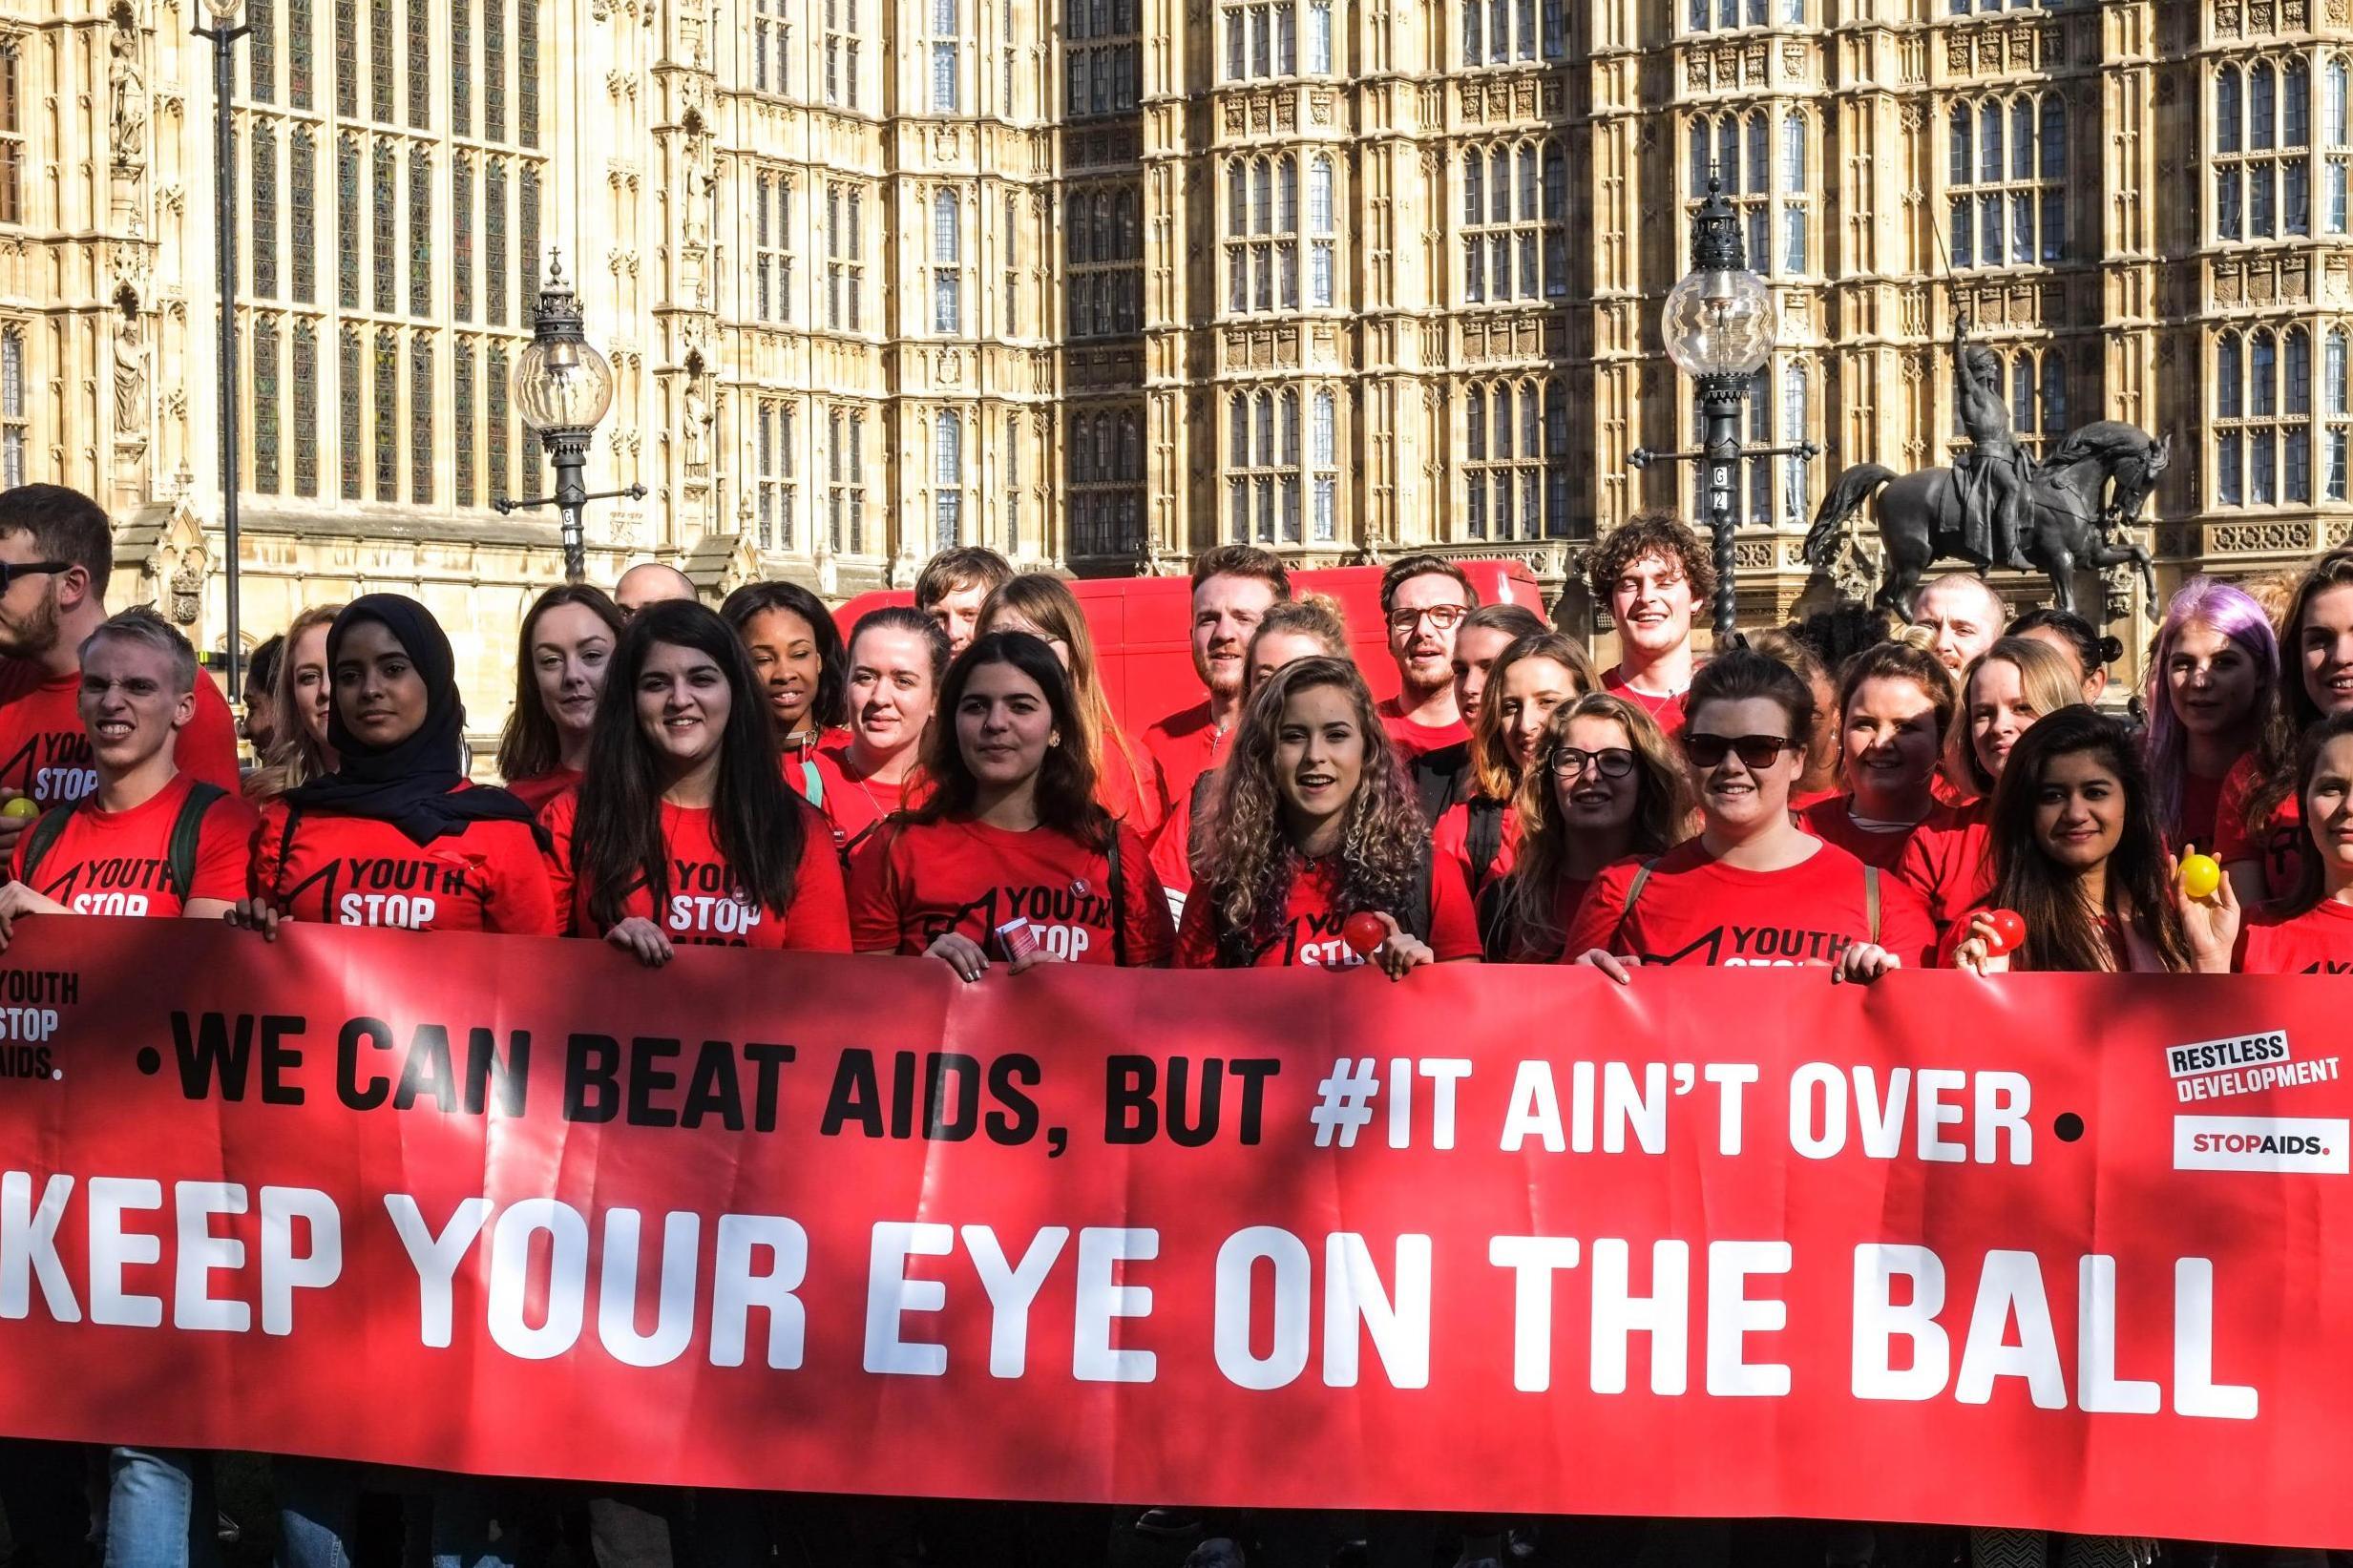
[977,572,1160,839]
[242,601,344,802]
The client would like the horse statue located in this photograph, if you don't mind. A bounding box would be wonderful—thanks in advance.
[1802,421,2169,621]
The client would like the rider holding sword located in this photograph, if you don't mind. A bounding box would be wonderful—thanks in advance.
[1953,310,2036,572]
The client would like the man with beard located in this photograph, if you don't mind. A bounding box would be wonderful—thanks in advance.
[1142,545,1291,894]
[0,484,238,868]
[1375,554,1478,760]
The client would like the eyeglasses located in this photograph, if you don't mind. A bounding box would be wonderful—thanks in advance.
[1551,746,1636,780]
[1684,732,1796,769]
[0,561,69,592]
[1387,603,1468,634]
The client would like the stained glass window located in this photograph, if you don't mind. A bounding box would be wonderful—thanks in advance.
[451,0,469,135]
[452,155,473,321]
[250,0,276,103]
[252,124,278,299]
[339,327,363,498]
[454,343,475,506]
[485,159,507,325]
[407,0,429,127]
[335,0,356,117]
[373,330,398,499]
[291,129,316,303]
[410,334,433,504]
[336,136,360,308]
[370,0,392,121]
[372,141,396,312]
[0,51,18,225]
[485,0,505,142]
[519,165,539,323]
[292,322,318,496]
[253,319,281,493]
[488,343,510,500]
[517,0,536,146]
[409,142,431,316]
[290,0,313,107]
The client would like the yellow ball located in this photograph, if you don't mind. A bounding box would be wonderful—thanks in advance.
[2179,853,2223,902]
[0,797,39,819]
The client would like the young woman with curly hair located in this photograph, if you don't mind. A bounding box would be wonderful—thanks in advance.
[1481,692,1688,962]
[1175,656,1480,974]
[1566,647,1933,981]
[1431,631,1597,904]
[2219,549,2353,909]
[846,632,1172,976]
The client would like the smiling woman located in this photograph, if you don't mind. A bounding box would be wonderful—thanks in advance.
[720,579,850,807]
[546,600,847,965]
[496,584,625,815]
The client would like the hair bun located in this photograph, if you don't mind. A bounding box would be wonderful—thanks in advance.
[2097,635,2126,665]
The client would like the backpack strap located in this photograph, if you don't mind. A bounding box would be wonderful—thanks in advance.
[166,782,229,902]
[1863,865,1881,946]
[1411,743,1469,826]
[1106,829,1130,969]
[268,805,304,906]
[16,804,75,889]
[1400,842,1434,945]
[1475,878,1515,964]
[1607,858,1659,954]
[1464,796,1507,896]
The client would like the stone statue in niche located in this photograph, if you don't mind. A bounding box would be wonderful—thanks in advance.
[113,317,150,438]
[109,28,148,165]
[682,379,710,473]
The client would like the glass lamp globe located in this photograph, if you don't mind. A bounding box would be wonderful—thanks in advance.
[513,333,614,432]
[1661,264,1775,381]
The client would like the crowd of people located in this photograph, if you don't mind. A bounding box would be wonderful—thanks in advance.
[0,473,2347,1565]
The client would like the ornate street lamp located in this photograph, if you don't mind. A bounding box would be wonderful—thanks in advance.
[494,250,641,581]
[194,0,248,697]
[1630,175,1814,643]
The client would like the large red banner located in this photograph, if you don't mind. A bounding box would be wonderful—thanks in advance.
[0,919,2347,1545]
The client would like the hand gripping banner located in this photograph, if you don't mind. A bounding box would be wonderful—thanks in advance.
[0,918,2348,1546]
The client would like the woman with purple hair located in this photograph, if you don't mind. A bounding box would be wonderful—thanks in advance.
[2141,577,2278,851]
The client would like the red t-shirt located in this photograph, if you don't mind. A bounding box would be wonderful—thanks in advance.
[2238,901,2353,974]
[1799,797,1964,872]
[846,815,1174,966]
[252,793,559,934]
[1174,853,1482,969]
[2215,752,2305,906]
[1376,698,1469,762]
[1892,803,1995,931]
[1142,701,1228,827]
[0,659,242,808]
[1564,837,1935,969]
[1432,798,1522,901]
[503,766,580,818]
[2174,766,2234,856]
[1097,726,1164,841]
[10,772,259,916]
[1600,667,1689,736]
[806,736,929,856]
[540,791,849,951]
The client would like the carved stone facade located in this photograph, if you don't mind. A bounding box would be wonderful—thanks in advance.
[0,0,2345,724]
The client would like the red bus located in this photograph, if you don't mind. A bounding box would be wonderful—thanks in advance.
[833,559,1548,733]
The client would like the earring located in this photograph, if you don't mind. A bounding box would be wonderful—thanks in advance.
[1048,733,1061,747]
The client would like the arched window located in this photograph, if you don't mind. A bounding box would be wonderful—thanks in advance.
[2326,327,2351,501]
[934,409,962,548]
[1310,390,1336,541]
[2216,55,2323,239]
[1949,92,2064,267]
[1464,376,1570,541]
[933,189,963,333]
[1687,115,1803,277]
[1225,155,1297,314]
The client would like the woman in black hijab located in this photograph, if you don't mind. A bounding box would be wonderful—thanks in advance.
[230,594,560,935]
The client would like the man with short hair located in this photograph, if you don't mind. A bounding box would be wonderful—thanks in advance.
[1376,554,1479,759]
[1587,511,1710,735]
[0,606,258,930]
[1410,601,1547,823]
[914,545,1014,656]
[614,559,698,616]
[1143,545,1292,894]
[1909,572,2006,675]
[0,484,239,868]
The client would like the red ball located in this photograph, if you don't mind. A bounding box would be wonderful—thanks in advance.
[1341,911,1389,956]
[1985,909,2027,955]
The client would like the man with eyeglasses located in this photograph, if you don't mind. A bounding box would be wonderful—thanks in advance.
[0,484,239,869]
[1376,554,1479,761]
[1589,510,1711,736]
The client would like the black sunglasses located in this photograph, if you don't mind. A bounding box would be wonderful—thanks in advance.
[0,560,70,591]
[1684,732,1796,769]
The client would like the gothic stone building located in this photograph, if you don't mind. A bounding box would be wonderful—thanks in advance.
[0,0,2348,733]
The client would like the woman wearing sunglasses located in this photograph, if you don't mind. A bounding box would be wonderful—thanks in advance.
[1565,648,1933,980]
[1483,693,1688,961]
[1798,634,1962,868]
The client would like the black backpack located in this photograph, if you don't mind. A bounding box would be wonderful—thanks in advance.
[20,782,228,903]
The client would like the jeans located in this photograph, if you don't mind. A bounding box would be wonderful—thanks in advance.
[101,1449,215,1568]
